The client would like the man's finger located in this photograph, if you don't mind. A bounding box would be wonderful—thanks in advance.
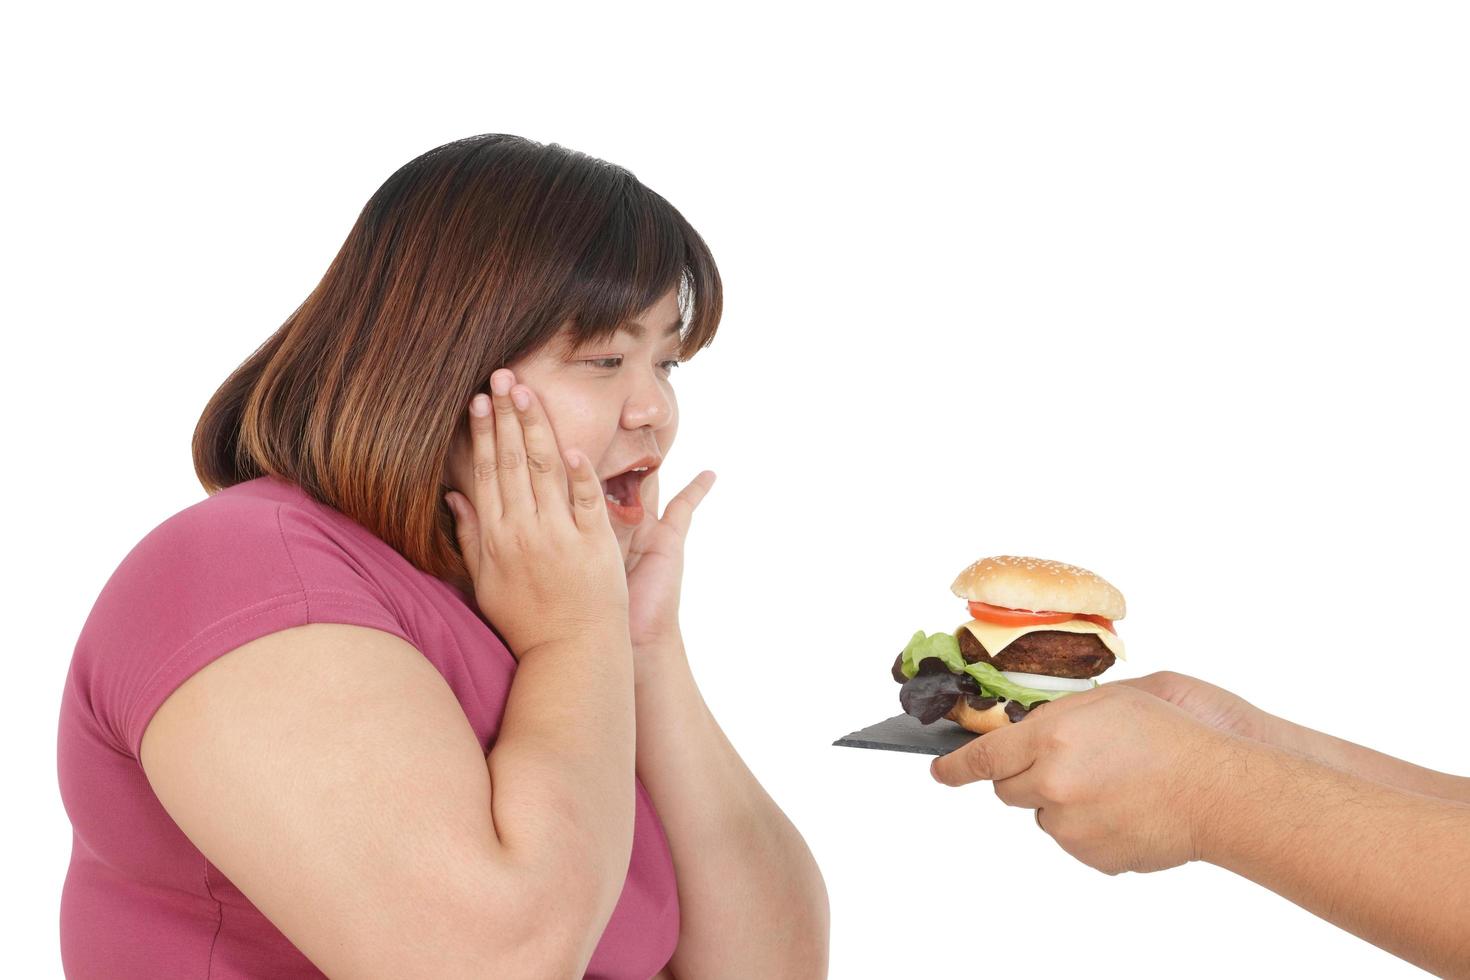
[992,765,1050,809]
[930,720,1036,787]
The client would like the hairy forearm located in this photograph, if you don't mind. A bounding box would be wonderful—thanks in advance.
[488,629,637,929]
[634,638,829,979]
[1261,713,1470,804]
[1202,737,1470,977]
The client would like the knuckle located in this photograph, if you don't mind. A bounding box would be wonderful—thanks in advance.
[526,452,556,474]
[472,459,498,481]
[1035,769,1075,803]
[498,450,524,469]
[1046,719,1077,751]
[963,741,994,781]
[1034,773,1063,802]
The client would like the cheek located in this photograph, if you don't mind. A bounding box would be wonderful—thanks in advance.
[531,387,610,459]
[661,389,679,444]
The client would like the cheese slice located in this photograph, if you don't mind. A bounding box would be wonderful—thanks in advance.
[956,617,1127,662]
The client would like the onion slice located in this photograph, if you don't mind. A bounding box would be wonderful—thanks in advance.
[998,670,1095,693]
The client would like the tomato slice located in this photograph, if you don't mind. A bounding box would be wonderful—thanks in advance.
[967,601,1073,627]
[1073,613,1117,634]
[965,601,1119,635]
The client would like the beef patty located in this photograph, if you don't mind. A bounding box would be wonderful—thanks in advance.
[957,627,1115,679]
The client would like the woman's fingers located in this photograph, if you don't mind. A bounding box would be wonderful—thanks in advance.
[565,449,612,533]
[509,383,569,512]
[443,490,480,580]
[466,392,503,524]
[489,369,533,518]
[659,470,716,537]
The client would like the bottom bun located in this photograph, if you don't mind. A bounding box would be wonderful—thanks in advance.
[945,697,1012,734]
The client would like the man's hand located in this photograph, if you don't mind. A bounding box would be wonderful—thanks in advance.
[930,683,1240,875]
[1107,670,1276,741]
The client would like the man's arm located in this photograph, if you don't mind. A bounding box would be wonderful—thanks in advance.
[932,681,1470,976]
[1261,712,1470,804]
[1202,736,1470,978]
[1114,673,1470,805]
[635,635,829,979]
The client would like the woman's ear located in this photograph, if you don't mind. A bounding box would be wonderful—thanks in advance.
[442,422,471,497]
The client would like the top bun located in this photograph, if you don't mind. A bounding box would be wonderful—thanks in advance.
[950,555,1126,620]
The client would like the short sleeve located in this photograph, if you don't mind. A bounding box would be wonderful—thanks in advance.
[76,492,415,757]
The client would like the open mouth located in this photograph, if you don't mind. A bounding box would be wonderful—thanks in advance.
[600,461,657,526]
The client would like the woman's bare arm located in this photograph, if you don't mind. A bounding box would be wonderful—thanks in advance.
[634,636,829,979]
[142,619,634,980]
[141,372,639,978]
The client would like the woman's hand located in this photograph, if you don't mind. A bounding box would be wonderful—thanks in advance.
[1108,670,1275,743]
[443,368,629,659]
[623,469,716,651]
[930,684,1240,875]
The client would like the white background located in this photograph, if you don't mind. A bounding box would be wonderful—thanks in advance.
[7,2,1468,977]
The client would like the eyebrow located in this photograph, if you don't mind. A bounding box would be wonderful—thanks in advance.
[620,317,683,339]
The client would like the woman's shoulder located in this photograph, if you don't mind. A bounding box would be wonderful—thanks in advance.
[71,475,412,755]
[121,474,402,607]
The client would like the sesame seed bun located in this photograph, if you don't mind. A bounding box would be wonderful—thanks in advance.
[945,697,1012,734]
[950,555,1126,621]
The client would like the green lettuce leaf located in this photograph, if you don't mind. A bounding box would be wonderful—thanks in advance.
[899,630,966,678]
[900,629,1097,708]
[958,659,1092,707]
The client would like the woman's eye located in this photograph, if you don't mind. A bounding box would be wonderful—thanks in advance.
[582,356,623,369]
[658,359,681,373]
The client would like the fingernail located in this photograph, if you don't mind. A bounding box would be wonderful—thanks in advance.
[511,387,530,410]
[565,451,582,469]
[491,372,512,395]
[470,394,489,417]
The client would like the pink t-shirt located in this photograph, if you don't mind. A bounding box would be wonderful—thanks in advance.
[57,474,679,979]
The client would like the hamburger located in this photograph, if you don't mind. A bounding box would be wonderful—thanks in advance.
[891,555,1128,734]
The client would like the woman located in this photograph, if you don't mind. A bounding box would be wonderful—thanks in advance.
[57,134,830,979]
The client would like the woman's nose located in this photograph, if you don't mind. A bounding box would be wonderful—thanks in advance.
[621,372,674,430]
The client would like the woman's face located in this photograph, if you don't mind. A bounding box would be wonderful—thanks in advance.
[444,287,684,559]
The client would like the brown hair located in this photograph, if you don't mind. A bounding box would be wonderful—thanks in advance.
[192,133,722,585]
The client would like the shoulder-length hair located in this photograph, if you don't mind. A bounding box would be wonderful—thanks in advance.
[192,133,722,585]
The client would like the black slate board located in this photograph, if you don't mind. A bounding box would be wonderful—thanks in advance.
[832,712,978,756]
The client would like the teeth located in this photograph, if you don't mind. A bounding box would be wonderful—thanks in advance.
[631,466,648,472]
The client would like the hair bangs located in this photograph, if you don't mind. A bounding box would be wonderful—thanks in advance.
[560,179,722,360]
